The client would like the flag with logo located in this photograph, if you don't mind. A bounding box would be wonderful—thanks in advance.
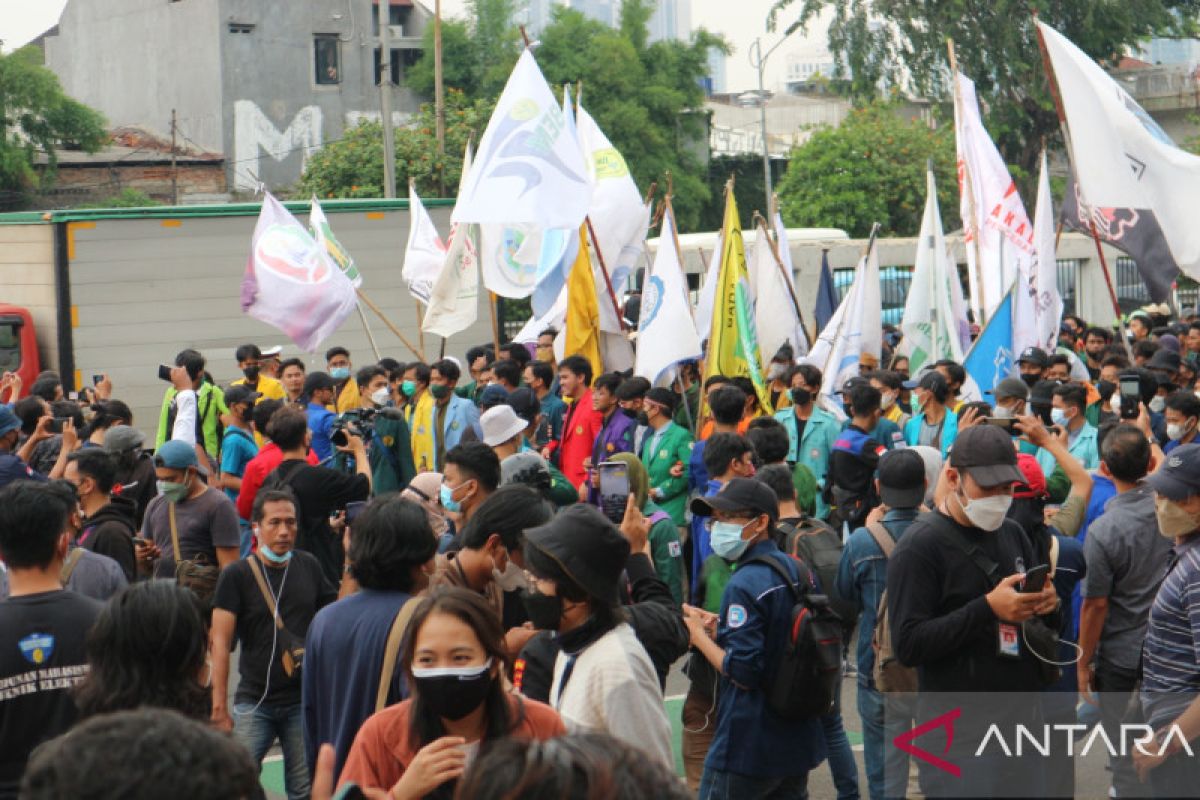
[749,223,807,361]
[814,249,838,332]
[452,50,590,229]
[812,246,881,401]
[309,198,362,287]
[709,188,772,413]
[1038,20,1197,300]
[900,168,970,375]
[963,285,1016,398]
[564,226,603,379]
[635,207,701,384]
[1014,152,1064,353]
[402,182,446,304]
[241,193,358,352]
[423,144,480,338]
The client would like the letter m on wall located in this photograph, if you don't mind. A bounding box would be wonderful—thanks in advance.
[234,102,324,191]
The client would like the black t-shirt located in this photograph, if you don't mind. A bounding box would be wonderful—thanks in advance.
[213,551,337,706]
[268,461,370,585]
[0,590,102,798]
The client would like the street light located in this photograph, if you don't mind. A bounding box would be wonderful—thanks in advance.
[748,20,801,217]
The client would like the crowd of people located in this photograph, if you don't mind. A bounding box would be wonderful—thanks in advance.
[4,304,1200,799]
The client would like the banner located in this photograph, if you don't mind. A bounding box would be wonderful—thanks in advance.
[423,144,480,338]
[635,208,701,384]
[1014,152,1064,353]
[310,198,362,287]
[241,193,358,353]
[564,226,603,379]
[814,249,838,333]
[749,225,807,361]
[813,246,881,402]
[963,285,1016,399]
[452,50,590,229]
[772,212,808,356]
[695,230,722,344]
[402,183,446,304]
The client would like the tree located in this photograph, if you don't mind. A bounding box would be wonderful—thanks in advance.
[767,0,1200,181]
[775,103,955,237]
[407,19,480,97]
[0,46,107,207]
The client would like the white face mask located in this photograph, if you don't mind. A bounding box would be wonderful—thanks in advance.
[955,485,1012,531]
[1155,495,1199,538]
[880,392,895,410]
[767,363,786,381]
[1167,420,1195,442]
[370,387,391,406]
[492,560,527,592]
[993,404,1014,419]
[1150,396,1167,414]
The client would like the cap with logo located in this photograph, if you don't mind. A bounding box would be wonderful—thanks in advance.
[841,376,870,395]
[690,477,780,523]
[877,449,926,508]
[1018,347,1049,368]
[1146,443,1200,501]
[948,425,1024,488]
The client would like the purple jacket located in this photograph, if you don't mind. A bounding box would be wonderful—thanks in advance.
[587,411,638,504]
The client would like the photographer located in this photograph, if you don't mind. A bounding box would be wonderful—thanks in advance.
[332,366,416,495]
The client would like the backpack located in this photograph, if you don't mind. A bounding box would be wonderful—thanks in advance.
[866,522,918,694]
[777,516,859,624]
[746,554,844,720]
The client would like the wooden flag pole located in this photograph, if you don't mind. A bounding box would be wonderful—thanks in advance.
[356,289,424,361]
[753,212,812,350]
[488,291,501,356]
[585,216,629,333]
[415,302,427,360]
[356,302,383,361]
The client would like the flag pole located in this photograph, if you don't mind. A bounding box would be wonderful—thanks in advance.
[415,303,427,362]
[1032,17,1136,360]
[356,302,383,361]
[356,289,425,361]
[665,194,700,436]
[947,38,989,328]
[754,211,812,349]
[585,217,629,333]
[812,247,829,344]
[488,291,501,357]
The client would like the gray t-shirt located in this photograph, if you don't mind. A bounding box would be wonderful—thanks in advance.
[143,487,241,579]
[0,549,126,603]
[1082,483,1175,671]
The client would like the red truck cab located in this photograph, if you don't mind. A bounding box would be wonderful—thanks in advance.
[0,305,41,398]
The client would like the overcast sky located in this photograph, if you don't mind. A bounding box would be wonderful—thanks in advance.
[1,0,827,92]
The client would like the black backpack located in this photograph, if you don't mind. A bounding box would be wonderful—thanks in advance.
[746,554,844,720]
[777,516,860,624]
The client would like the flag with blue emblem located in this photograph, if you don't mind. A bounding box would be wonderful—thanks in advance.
[635,206,701,385]
[963,285,1016,399]
[812,243,881,403]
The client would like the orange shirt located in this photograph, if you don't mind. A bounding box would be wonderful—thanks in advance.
[699,416,753,441]
[339,695,565,792]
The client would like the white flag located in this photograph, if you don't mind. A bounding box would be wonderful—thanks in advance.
[694,232,722,344]
[900,169,971,375]
[1014,151,1064,353]
[635,209,701,384]
[954,72,1034,322]
[241,194,358,353]
[813,247,881,401]
[513,285,567,344]
[749,228,806,361]
[423,144,480,338]
[772,213,809,357]
[402,183,446,305]
[310,198,363,288]
[479,223,571,298]
[1038,21,1194,298]
[452,50,590,228]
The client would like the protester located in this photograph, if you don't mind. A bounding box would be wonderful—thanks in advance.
[638,386,693,532]
[1036,381,1100,476]
[933,359,968,413]
[400,471,449,541]
[326,346,360,413]
[65,448,137,583]
[992,376,1030,418]
[902,369,957,456]
[0,405,73,488]
[1083,327,1113,379]
[236,400,319,522]
[304,372,340,462]
[690,432,756,602]
[609,452,684,603]
[441,442,500,526]
[554,355,601,488]
[339,588,565,796]
[103,424,158,528]
[345,364,416,493]
[584,372,636,502]
[1018,346,1050,387]
[825,382,887,531]
[412,359,482,473]
[1163,389,1200,452]
[231,343,286,401]
[220,383,261,555]
[280,357,307,404]
[211,488,337,800]
[775,365,840,518]
[693,383,748,497]
[524,359,565,452]
[154,348,227,463]
[869,369,910,430]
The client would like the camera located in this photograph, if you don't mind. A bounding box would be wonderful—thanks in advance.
[330,407,377,447]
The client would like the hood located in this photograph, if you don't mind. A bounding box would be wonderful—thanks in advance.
[84,495,139,529]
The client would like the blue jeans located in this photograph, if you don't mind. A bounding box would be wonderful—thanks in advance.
[699,768,809,800]
[234,701,309,800]
[821,680,861,800]
[858,684,914,800]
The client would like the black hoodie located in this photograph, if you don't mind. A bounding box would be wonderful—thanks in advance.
[79,495,138,582]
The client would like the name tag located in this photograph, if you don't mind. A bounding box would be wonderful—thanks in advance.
[997,623,1020,658]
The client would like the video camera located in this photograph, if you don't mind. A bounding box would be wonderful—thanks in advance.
[330,407,378,448]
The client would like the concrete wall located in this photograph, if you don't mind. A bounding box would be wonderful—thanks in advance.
[45,0,224,150]
[64,205,493,443]
[0,225,60,376]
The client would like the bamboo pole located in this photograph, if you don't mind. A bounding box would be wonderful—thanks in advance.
[586,217,628,333]
[356,302,383,361]
[356,289,424,361]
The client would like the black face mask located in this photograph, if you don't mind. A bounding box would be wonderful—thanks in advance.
[522,588,563,631]
[636,412,650,426]
[1020,373,1041,388]
[791,388,812,406]
[242,365,261,382]
[1096,379,1116,403]
[412,661,494,721]
[621,407,639,421]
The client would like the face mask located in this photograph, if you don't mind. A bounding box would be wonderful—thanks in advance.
[259,542,293,564]
[411,659,494,721]
[621,407,639,421]
[1150,396,1167,413]
[710,520,754,560]
[1155,495,1199,538]
[880,392,895,410]
[440,482,467,513]
[1097,380,1115,400]
[330,367,350,381]
[1168,420,1195,442]
[767,364,786,381]
[790,388,811,406]
[1020,373,1040,388]
[401,380,417,398]
[242,365,260,382]
[156,479,189,503]
[1050,408,1069,427]
[955,488,1012,532]
[636,412,650,426]
[493,561,526,592]
[370,387,391,407]
[430,383,452,401]
[993,404,1014,420]
[522,588,564,630]
[1110,393,1123,414]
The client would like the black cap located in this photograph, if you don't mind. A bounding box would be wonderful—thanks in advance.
[1146,444,1200,501]
[1018,347,1050,368]
[992,377,1029,402]
[902,370,947,393]
[1029,379,1061,407]
[877,449,926,508]
[645,387,678,413]
[303,371,336,395]
[524,504,630,605]
[479,384,510,409]
[224,385,262,406]
[1147,349,1182,373]
[841,376,870,394]
[507,387,540,425]
[948,426,1024,488]
[690,477,779,523]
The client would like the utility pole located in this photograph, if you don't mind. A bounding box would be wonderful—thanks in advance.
[378,0,397,198]
[434,0,446,196]
[748,22,800,224]
[170,108,178,206]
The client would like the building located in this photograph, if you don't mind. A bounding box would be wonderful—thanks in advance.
[517,0,558,35]
[784,44,837,93]
[704,48,727,95]
[43,0,433,194]
[646,0,691,43]
[707,92,850,158]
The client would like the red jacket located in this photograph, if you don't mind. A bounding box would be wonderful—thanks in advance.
[236,442,319,520]
[557,389,603,489]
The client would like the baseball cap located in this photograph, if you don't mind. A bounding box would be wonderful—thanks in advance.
[260,345,283,358]
[500,451,552,492]
[1018,347,1049,368]
[507,387,540,426]
[902,370,947,394]
[841,376,870,394]
[103,425,145,452]
[1146,444,1200,501]
[877,449,926,508]
[304,372,336,395]
[992,377,1030,402]
[1012,453,1048,499]
[948,425,1023,488]
[690,477,780,523]
[479,384,511,409]
[480,405,528,446]
[154,439,199,470]
[224,385,262,406]
[645,387,678,413]
[1029,380,1060,407]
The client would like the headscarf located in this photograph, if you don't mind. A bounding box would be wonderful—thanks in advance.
[401,471,447,537]
[610,453,648,509]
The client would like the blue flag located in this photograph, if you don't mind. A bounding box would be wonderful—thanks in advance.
[815,249,838,332]
[963,286,1015,399]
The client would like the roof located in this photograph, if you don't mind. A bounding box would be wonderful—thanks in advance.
[0,197,455,226]
[35,144,222,167]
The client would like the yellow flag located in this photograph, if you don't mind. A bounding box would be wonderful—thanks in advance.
[708,187,772,413]
[564,225,603,379]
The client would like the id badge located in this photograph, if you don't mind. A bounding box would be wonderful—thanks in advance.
[997,622,1020,659]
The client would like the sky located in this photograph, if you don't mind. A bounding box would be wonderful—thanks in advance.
[0,0,826,92]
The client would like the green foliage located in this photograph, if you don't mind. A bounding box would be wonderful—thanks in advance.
[698,154,785,232]
[407,20,479,96]
[76,188,161,209]
[776,104,955,237]
[767,0,1200,181]
[0,46,107,203]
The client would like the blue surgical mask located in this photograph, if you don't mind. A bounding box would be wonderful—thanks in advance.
[1050,408,1069,427]
[710,520,753,561]
[258,544,293,564]
[330,367,351,381]
[440,483,462,513]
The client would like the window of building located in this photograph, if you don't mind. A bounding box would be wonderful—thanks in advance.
[371,2,410,35]
[228,22,254,34]
[373,47,419,85]
[314,35,341,85]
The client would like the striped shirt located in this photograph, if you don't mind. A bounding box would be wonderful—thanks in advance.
[1141,534,1200,729]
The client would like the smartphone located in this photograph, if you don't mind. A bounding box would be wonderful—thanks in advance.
[598,461,630,524]
[157,364,174,382]
[1020,564,1050,594]
[92,374,104,386]
[48,417,68,434]
[1118,372,1141,420]
[345,500,367,525]
[982,417,1016,435]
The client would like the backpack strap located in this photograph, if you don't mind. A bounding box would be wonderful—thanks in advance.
[168,502,182,563]
[865,521,896,559]
[744,553,812,603]
[927,513,1002,588]
[247,556,288,635]
[60,548,85,585]
[376,595,424,712]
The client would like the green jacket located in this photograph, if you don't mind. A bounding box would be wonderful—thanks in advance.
[155,382,228,461]
[546,461,579,508]
[369,412,417,496]
[646,501,684,604]
[639,422,694,526]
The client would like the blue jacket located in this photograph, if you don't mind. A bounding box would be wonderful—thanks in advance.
[836,508,919,687]
[306,402,336,463]
[706,538,827,778]
[774,405,840,519]
[1036,422,1099,478]
[689,478,722,603]
[903,408,959,457]
[439,394,482,456]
